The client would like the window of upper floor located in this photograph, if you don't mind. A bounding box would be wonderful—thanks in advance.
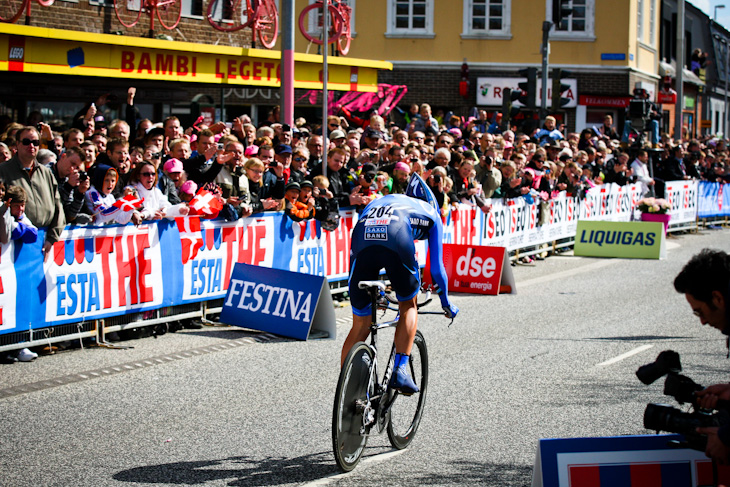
[547,0,595,41]
[386,0,434,38]
[461,0,511,39]
[302,0,357,39]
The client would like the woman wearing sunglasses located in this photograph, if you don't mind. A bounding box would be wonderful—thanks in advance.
[289,148,310,184]
[129,161,189,220]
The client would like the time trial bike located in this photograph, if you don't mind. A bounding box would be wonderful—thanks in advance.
[333,280,452,472]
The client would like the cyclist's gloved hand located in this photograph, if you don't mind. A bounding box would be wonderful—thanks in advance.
[442,303,459,319]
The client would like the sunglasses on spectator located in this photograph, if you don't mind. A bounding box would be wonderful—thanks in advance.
[293,157,307,162]
[22,138,40,146]
[410,158,419,163]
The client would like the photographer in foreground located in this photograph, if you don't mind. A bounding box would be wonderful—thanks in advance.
[674,249,730,463]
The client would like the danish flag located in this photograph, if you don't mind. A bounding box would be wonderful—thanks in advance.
[175,216,204,264]
[188,190,223,218]
[113,194,145,212]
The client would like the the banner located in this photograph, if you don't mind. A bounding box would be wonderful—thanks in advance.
[697,181,730,218]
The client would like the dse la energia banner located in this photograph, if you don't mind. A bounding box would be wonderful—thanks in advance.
[0,181,708,336]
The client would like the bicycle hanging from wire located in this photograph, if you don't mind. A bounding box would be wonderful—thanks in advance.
[114,0,182,34]
[332,281,453,472]
[298,0,352,56]
[206,0,279,50]
[0,0,54,24]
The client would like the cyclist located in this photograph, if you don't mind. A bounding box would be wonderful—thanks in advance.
[342,173,459,395]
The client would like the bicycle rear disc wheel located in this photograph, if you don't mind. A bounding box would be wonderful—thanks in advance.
[332,342,373,472]
[156,0,182,29]
[114,0,143,28]
[206,0,246,32]
[387,330,428,450]
[255,0,278,49]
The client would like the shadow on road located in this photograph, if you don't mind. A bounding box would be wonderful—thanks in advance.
[413,460,533,486]
[113,452,340,486]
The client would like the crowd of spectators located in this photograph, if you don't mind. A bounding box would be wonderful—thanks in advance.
[1,91,730,360]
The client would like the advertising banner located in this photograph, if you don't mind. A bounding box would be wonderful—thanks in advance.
[532,435,730,487]
[574,220,665,259]
[441,244,514,295]
[697,181,730,218]
[0,182,710,338]
[220,263,336,340]
[664,180,698,224]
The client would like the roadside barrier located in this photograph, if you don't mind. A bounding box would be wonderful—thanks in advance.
[0,180,716,352]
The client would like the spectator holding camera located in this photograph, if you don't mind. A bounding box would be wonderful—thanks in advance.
[0,126,65,260]
[674,249,730,464]
[47,146,92,224]
[214,141,253,218]
[475,155,501,198]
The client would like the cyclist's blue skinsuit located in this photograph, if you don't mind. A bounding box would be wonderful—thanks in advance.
[348,193,455,316]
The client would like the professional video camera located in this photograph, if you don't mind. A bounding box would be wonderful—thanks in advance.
[637,350,730,451]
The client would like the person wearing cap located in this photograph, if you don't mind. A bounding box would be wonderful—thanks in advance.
[389,161,411,194]
[360,127,382,152]
[163,158,185,189]
[274,144,293,181]
[329,129,347,149]
[177,180,198,203]
[347,163,378,207]
[282,181,314,222]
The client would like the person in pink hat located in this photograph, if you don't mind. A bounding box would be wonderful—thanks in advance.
[178,180,197,203]
[390,161,411,194]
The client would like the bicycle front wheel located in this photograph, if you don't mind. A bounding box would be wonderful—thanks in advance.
[332,342,373,472]
[114,0,143,28]
[298,2,343,46]
[387,330,428,450]
[0,0,25,23]
[207,0,247,32]
[255,0,278,49]
[156,0,182,29]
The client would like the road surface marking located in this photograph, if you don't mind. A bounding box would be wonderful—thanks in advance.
[302,450,407,486]
[595,344,653,367]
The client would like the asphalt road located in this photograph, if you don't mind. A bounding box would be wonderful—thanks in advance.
[2,228,730,487]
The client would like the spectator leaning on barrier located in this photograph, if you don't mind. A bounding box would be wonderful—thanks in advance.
[0,126,65,259]
[130,161,189,220]
[215,141,253,218]
[244,157,280,213]
[84,164,142,225]
[631,149,655,196]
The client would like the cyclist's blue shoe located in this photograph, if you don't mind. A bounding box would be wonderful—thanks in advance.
[390,364,419,396]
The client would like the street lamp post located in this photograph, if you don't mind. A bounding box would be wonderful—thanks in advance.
[715,34,729,137]
[715,4,726,21]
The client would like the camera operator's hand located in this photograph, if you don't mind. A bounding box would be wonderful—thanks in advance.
[696,384,730,410]
[697,427,730,464]
[78,177,90,194]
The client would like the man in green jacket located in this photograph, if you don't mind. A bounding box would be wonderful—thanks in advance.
[0,126,65,260]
